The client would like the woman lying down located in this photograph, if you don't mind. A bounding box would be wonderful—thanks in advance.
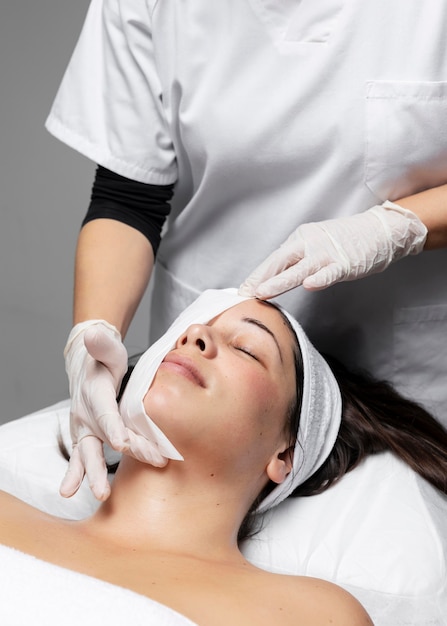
[1,290,446,625]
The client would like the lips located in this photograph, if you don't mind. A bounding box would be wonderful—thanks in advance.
[161,352,206,388]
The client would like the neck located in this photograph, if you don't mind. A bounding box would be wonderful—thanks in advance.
[82,455,260,562]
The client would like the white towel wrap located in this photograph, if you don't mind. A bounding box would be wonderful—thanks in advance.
[0,545,197,625]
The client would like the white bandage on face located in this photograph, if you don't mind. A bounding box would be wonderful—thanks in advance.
[119,289,249,461]
[119,289,342,512]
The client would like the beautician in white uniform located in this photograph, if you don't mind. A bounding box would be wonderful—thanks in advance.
[46,0,447,500]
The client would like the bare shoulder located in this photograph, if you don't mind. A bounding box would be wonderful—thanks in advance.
[0,488,44,517]
[286,574,373,625]
[255,569,373,626]
[0,489,53,544]
[0,489,34,518]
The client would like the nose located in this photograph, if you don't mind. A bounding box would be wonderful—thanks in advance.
[176,324,217,357]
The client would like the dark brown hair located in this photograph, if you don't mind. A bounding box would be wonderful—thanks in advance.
[293,355,447,498]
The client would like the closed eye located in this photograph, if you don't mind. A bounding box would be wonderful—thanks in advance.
[234,345,260,362]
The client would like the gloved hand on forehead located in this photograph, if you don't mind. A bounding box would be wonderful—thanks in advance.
[62,320,169,501]
[239,200,427,299]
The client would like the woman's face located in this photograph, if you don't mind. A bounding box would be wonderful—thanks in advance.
[143,299,298,473]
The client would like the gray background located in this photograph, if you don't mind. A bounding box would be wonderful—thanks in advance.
[0,0,151,424]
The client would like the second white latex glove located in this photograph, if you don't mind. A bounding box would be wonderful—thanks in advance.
[239,201,427,298]
[63,320,168,501]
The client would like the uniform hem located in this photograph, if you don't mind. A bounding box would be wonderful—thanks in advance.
[45,114,178,186]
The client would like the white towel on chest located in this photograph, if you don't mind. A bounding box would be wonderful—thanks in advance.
[0,544,197,626]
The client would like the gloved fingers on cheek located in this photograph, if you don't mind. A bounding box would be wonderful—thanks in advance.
[94,411,130,452]
[73,397,109,441]
[126,430,169,467]
[59,445,85,498]
[79,370,129,441]
[78,436,111,502]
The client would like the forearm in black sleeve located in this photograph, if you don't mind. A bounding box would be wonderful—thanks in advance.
[83,165,175,255]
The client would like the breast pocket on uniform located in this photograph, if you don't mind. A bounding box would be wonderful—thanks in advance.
[364,80,447,201]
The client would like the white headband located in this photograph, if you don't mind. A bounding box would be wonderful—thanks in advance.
[119,289,342,512]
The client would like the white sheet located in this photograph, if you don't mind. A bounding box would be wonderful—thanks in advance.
[0,544,196,626]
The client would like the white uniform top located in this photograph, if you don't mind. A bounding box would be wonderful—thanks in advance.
[46,0,447,423]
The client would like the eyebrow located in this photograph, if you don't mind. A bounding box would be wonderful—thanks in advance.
[242,317,284,363]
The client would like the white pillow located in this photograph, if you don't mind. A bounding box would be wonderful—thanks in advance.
[1,401,446,626]
[241,452,447,625]
[0,400,99,519]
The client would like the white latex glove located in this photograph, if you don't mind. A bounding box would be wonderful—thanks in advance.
[239,201,427,298]
[63,320,167,501]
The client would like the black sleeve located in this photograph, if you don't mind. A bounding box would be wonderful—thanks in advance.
[82,165,175,255]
